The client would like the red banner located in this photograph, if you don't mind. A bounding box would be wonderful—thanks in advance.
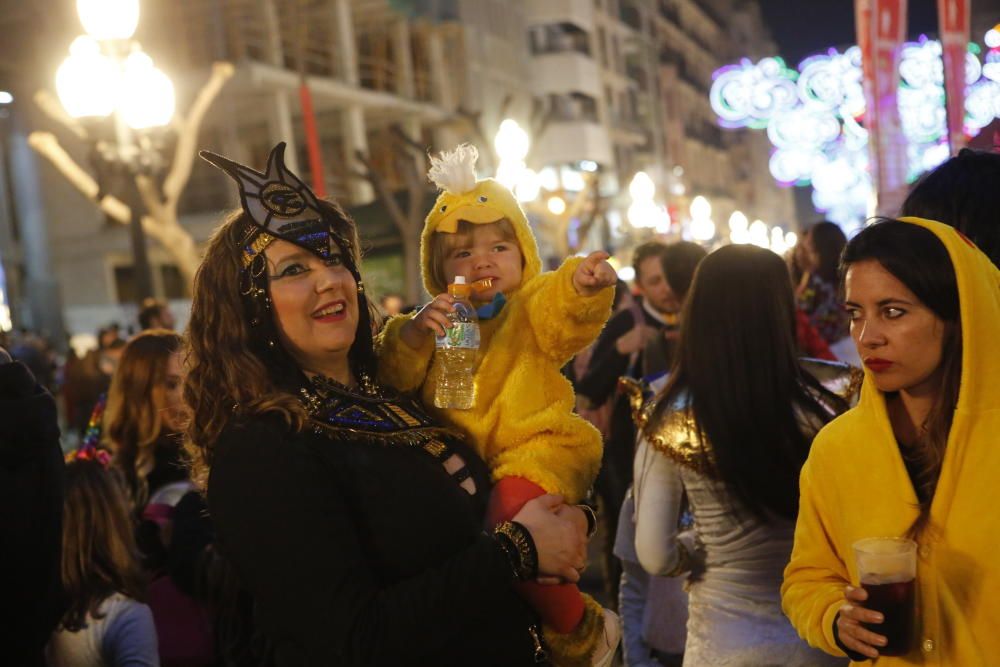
[299,81,327,198]
[938,0,970,153]
[856,0,909,216]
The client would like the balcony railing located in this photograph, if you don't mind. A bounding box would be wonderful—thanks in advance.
[530,24,592,57]
[144,0,443,102]
[548,94,600,123]
[619,3,642,31]
[657,0,679,25]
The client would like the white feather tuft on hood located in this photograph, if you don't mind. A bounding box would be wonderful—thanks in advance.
[427,144,479,194]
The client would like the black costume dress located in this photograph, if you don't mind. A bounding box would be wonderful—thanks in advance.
[0,361,66,666]
[208,377,544,666]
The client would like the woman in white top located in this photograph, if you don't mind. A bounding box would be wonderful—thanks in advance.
[633,245,858,666]
[46,458,159,667]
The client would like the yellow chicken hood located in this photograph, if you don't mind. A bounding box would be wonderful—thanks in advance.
[420,144,541,295]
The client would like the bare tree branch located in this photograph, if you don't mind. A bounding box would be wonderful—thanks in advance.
[26,130,200,279]
[452,105,493,161]
[390,124,426,155]
[30,60,230,289]
[32,90,89,141]
[28,132,130,223]
[403,159,425,226]
[161,61,235,204]
[135,174,167,221]
[354,149,409,235]
[497,93,514,120]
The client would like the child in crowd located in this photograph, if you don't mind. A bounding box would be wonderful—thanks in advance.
[46,458,159,667]
[377,145,618,666]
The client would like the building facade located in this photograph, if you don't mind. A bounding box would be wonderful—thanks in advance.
[2,0,792,338]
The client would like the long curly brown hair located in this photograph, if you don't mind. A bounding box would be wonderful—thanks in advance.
[105,329,184,509]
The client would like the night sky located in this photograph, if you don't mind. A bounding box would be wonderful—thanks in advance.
[759,0,942,66]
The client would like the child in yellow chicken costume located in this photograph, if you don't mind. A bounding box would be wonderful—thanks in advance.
[376,145,618,666]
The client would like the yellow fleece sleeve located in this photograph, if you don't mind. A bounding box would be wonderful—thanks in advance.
[781,450,851,658]
[488,417,603,503]
[374,313,435,393]
[524,257,614,363]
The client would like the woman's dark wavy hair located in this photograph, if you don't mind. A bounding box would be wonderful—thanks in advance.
[809,220,847,282]
[841,218,961,532]
[901,148,1000,266]
[184,200,380,485]
[647,244,848,522]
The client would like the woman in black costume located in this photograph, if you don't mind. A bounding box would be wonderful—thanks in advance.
[185,144,589,666]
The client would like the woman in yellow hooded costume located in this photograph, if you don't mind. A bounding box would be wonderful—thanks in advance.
[782,217,1000,665]
[376,145,618,666]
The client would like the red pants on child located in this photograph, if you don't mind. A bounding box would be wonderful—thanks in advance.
[486,476,585,634]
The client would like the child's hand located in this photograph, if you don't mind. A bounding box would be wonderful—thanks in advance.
[400,294,455,349]
[573,251,617,296]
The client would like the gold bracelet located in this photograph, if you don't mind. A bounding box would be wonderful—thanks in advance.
[494,521,538,580]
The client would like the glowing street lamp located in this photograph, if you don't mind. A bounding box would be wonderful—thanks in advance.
[689,195,716,242]
[749,219,770,248]
[55,0,176,302]
[627,171,670,231]
[729,210,750,244]
[514,168,540,203]
[495,118,542,201]
[119,51,176,130]
[77,0,140,41]
[55,37,118,118]
[629,171,655,201]
[769,227,788,255]
[495,118,530,163]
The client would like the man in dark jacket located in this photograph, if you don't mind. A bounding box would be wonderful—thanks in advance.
[0,346,66,665]
[578,241,706,604]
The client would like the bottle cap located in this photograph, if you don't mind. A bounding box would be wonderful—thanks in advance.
[448,276,472,298]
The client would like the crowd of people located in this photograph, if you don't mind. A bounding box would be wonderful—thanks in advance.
[3,145,998,667]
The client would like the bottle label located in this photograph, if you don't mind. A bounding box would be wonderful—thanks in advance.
[436,322,480,349]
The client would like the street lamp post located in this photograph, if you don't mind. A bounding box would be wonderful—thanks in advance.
[55,0,175,304]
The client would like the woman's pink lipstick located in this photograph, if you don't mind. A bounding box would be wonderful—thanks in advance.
[864,358,893,372]
[312,300,347,322]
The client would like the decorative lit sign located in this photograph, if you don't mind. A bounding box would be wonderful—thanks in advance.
[711,34,1000,227]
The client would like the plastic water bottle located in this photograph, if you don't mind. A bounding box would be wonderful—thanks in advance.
[433,276,480,409]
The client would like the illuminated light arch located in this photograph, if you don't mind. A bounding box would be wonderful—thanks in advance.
[711,34,1000,227]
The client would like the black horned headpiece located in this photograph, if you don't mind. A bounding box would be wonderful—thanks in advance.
[199,142,355,267]
[199,142,376,384]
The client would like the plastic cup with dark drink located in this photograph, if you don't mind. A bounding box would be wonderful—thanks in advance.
[852,537,917,657]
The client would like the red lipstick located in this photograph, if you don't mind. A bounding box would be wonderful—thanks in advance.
[864,358,893,372]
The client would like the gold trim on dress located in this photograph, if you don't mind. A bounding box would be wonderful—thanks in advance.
[618,377,647,428]
[643,408,716,477]
[387,402,422,427]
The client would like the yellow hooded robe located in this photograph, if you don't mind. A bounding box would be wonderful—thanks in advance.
[781,218,1000,665]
